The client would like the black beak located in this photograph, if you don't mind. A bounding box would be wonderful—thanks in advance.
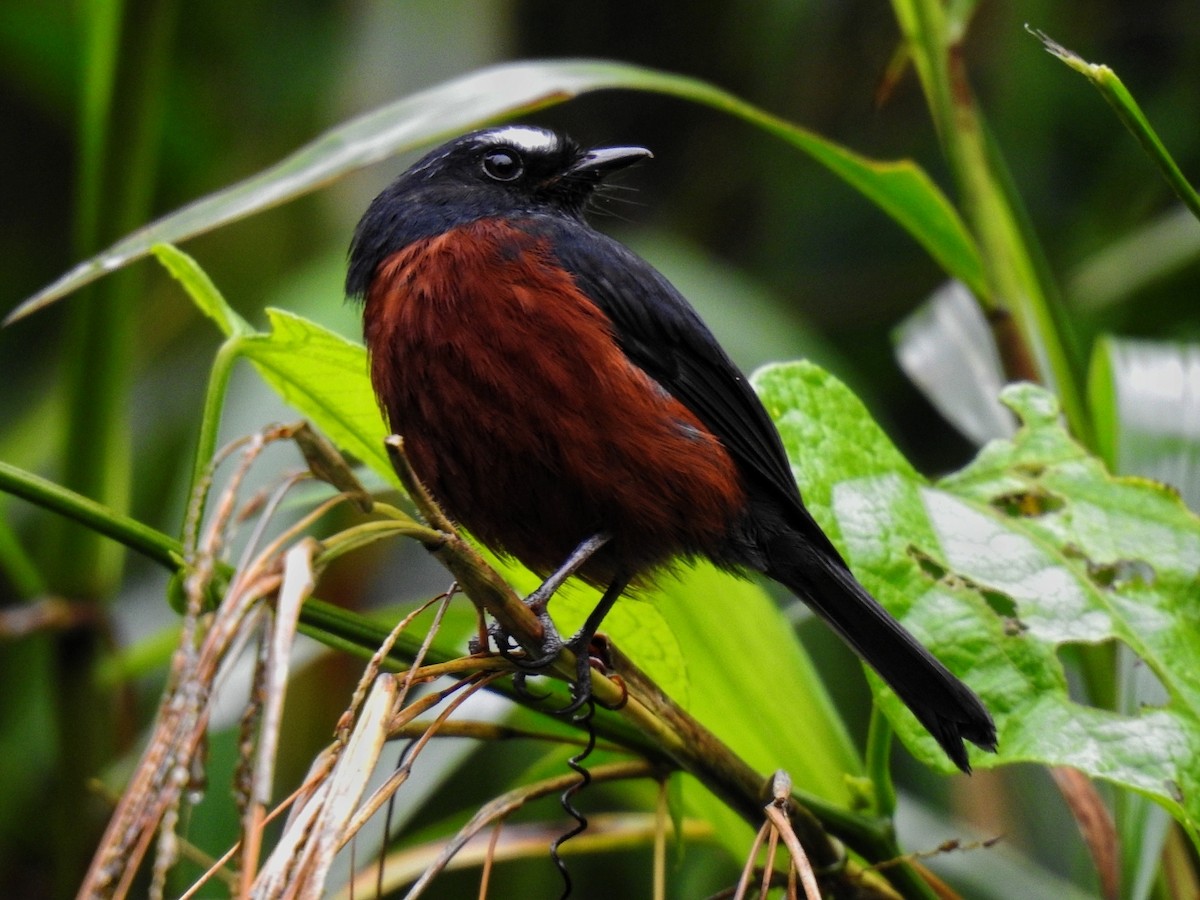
[567,145,653,180]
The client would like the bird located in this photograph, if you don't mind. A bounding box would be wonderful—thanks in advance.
[346,124,997,772]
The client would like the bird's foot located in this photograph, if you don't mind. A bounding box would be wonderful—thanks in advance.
[473,561,629,717]
[481,616,616,717]
[544,629,622,717]
[481,601,562,668]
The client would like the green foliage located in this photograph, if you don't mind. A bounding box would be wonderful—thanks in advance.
[760,363,1200,841]
[5,2,1200,896]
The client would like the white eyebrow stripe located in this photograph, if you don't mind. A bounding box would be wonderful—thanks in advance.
[473,126,560,154]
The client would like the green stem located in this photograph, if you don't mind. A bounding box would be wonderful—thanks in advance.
[0,460,182,571]
[891,0,1091,447]
[74,0,125,256]
[189,337,245,504]
[865,704,897,818]
[0,515,46,597]
[314,518,442,566]
[56,0,178,596]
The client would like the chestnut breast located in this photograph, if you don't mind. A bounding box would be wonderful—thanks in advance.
[363,218,747,583]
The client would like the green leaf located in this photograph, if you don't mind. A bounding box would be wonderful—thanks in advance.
[151,243,251,337]
[1031,28,1200,224]
[756,361,1200,842]
[654,565,864,856]
[8,59,983,324]
[942,383,1199,839]
[237,309,391,482]
[657,566,861,792]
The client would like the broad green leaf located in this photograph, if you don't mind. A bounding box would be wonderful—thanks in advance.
[942,383,1199,843]
[756,361,1200,842]
[652,565,863,855]
[653,566,862,789]
[236,309,390,481]
[8,59,983,324]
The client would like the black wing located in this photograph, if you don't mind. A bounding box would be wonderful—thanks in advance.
[540,217,842,555]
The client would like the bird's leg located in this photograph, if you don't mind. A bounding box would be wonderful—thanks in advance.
[488,537,629,714]
[526,532,611,616]
[556,574,630,715]
[489,533,610,669]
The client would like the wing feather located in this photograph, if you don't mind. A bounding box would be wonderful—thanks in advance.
[538,218,820,527]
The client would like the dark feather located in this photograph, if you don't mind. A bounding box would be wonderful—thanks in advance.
[531,215,846,563]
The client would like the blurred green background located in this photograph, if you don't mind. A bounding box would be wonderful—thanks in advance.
[2,0,1198,897]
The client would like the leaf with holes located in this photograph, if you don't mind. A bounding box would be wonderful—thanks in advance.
[755,362,1200,843]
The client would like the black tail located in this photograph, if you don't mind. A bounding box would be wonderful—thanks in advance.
[763,530,996,772]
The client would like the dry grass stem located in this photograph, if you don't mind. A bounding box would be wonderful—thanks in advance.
[252,674,399,898]
[401,761,656,899]
[343,672,504,846]
[338,812,714,900]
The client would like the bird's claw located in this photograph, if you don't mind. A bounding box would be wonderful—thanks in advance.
[481,616,611,718]
[550,631,612,718]
[485,608,563,671]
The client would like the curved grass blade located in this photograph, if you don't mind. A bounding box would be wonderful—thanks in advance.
[1030,27,1200,223]
[8,59,983,324]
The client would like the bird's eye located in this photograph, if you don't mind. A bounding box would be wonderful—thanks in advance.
[481,148,523,182]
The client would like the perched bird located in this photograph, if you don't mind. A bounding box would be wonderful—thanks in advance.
[347,125,996,772]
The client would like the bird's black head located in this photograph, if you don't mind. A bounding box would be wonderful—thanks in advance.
[346,125,651,298]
